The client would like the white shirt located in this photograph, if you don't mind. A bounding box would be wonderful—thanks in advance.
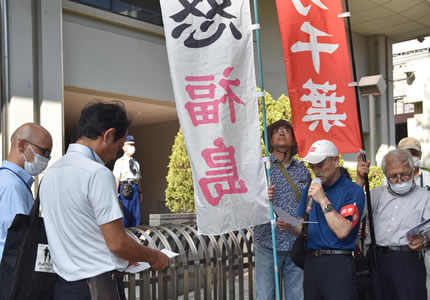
[365,185,430,246]
[40,144,128,281]
[112,155,141,181]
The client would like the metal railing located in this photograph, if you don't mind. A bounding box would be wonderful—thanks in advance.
[125,223,254,300]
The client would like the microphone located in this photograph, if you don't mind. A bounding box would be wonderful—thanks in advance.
[306,177,322,214]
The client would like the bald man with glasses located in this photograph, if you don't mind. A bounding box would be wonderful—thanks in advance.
[0,123,52,260]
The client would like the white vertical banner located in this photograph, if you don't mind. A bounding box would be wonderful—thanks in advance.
[160,0,270,235]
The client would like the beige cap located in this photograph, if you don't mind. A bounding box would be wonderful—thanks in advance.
[398,137,421,152]
[301,140,339,164]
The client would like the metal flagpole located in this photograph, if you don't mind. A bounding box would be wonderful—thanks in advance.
[344,0,378,268]
[251,0,281,299]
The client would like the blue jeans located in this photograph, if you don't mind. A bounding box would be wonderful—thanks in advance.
[255,243,304,300]
[119,183,140,228]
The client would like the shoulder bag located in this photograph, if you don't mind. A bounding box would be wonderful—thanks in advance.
[0,185,57,300]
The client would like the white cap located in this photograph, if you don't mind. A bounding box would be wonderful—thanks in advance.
[301,140,339,164]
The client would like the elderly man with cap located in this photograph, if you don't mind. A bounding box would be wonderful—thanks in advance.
[356,137,430,297]
[357,137,430,189]
[397,137,430,190]
[287,139,365,300]
[254,119,311,300]
[113,135,143,228]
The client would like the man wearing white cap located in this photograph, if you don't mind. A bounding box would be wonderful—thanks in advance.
[293,140,365,300]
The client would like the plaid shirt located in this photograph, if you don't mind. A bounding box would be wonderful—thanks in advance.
[254,155,311,251]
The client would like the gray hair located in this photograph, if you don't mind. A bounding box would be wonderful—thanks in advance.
[381,149,414,175]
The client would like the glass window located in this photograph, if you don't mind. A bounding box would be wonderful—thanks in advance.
[72,0,111,10]
[70,0,163,26]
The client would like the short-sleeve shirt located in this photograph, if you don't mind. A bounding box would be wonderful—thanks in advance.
[113,155,141,181]
[366,185,430,246]
[297,171,365,250]
[254,156,311,251]
[40,144,128,281]
[0,161,34,260]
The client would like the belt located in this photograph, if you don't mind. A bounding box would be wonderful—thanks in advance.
[375,245,414,253]
[309,249,353,256]
[120,180,138,185]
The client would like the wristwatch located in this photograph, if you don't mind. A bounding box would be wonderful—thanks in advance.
[322,203,334,214]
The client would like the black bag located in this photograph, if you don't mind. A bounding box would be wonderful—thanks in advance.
[0,190,57,300]
[291,235,306,269]
[121,182,133,200]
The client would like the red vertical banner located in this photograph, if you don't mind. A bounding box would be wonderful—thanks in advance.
[275,0,362,156]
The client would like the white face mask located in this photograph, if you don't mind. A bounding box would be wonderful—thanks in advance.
[412,156,421,168]
[22,144,50,176]
[388,177,415,195]
[126,146,136,156]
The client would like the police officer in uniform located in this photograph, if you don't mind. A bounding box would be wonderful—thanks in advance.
[113,135,143,228]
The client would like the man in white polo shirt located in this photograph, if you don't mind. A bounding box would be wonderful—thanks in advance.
[40,102,169,299]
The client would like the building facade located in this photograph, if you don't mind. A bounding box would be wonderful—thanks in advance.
[2,0,427,221]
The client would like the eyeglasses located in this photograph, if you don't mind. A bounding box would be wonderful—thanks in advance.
[386,172,412,183]
[27,141,51,159]
[273,128,290,134]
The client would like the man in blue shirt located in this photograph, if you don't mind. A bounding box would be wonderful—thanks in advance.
[292,140,365,300]
[0,123,52,260]
[254,119,311,300]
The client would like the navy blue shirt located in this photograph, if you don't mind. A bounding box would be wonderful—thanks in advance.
[254,155,311,251]
[297,171,365,250]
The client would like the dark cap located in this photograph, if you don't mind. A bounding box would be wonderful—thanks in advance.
[267,119,297,156]
[124,135,135,145]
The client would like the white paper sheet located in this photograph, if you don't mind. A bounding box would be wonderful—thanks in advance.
[405,218,430,239]
[273,206,318,226]
[126,249,179,274]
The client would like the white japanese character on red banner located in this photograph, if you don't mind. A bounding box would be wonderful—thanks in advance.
[300,79,346,132]
[199,138,248,206]
[184,67,245,126]
[291,22,339,74]
[292,0,328,16]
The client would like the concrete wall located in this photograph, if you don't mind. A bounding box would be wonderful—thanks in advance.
[62,2,174,103]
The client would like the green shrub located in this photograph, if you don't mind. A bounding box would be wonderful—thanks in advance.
[347,166,385,190]
[165,129,195,212]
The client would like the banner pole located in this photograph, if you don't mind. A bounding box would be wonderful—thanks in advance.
[344,0,378,268]
[251,0,281,299]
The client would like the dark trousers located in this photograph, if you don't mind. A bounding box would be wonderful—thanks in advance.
[369,248,426,300]
[53,274,126,300]
[53,276,91,300]
[119,183,140,228]
[304,254,357,300]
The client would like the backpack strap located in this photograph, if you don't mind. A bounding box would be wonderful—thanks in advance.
[273,161,301,202]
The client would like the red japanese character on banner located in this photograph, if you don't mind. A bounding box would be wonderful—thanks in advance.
[199,138,248,206]
[184,75,221,126]
[184,67,245,126]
